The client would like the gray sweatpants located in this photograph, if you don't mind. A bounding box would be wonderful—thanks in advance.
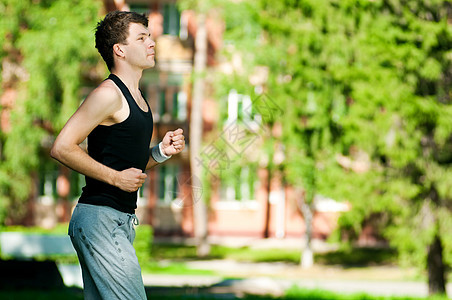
[68,203,147,300]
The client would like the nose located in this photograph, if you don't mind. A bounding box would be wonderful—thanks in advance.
[147,37,155,49]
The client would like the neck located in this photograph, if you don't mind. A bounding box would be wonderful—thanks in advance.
[111,64,143,92]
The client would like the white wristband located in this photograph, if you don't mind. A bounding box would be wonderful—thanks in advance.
[151,142,172,163]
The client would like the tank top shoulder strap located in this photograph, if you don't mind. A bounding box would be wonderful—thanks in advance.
[107,74,134,105]
[107,73,150,113]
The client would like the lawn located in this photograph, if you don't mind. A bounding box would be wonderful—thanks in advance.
[0,224,400,274]
[148,243,397,266]
[0,286,448,300]
[1,226,448,299]
[136,243,400,277]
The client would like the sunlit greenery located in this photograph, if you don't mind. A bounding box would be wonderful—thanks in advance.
[214,0,452,294]
[0,0,451,295]
[0,0,102,223]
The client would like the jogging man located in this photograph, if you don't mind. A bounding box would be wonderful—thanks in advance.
[51,10,185,299]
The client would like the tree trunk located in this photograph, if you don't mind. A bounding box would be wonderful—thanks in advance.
[427,234,446,296]
[263,163,272,238]
[190,13,210,257]
[300,201,313,269]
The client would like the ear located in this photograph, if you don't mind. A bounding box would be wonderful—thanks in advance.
[113,44,125,58]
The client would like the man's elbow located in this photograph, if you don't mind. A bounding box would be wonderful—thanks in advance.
[50,141,64,161]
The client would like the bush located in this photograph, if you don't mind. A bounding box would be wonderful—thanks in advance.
[134,224,153,265]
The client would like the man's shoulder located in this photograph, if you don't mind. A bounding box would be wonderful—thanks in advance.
[86,79,122,106]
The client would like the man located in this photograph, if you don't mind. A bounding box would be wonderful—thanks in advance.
[51,11,185,299]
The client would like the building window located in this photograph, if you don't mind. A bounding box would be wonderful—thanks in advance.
[39,164,85,204]
[38,165,58,204]
[175,90,187,121]
[159,89,167,116]
[137,175,149,207]
[172,91,178,119]
[226,90,260,129]
[141,72,186,122]
[220,166,258,202]
[129,4,150,15]
[130,3,182,37]
[163,3,180,36]
[156,87,187,122]
[157,164,180,204]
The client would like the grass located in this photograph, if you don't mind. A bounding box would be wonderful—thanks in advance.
[0,286,448,300]
[0,224,69,235]
[279,286,449,300]
[134,243,402,277]
[1,226,447,299]
[0,224,398,270]
[315,247,398,266]
[0,238,399,276]
[0,240,448,300]
[141,260,216,275]
[149,243,397,266]
[147,291,424,300]
[12,242,395,276]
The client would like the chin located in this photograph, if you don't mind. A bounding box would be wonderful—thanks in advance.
[147,59,156,68]
[143,62,155,69]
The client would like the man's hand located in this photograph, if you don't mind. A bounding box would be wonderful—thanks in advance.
[114,168,147,192]
[161,128,185,156]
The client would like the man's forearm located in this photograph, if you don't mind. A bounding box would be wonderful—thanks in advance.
[51,143,118,187]
[145,158,159,170]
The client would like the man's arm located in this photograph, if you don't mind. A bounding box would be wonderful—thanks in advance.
[146,158,159,170]
[145,128,185,170]
[51,84,147,192]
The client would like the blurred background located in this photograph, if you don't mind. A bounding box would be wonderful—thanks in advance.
[0,0,451,299]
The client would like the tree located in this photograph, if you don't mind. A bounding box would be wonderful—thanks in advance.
[301,0,452,295]
[190,11,210,257]
[0,0,101,224]
[179,0,224,257]
[216,0,344,268]
[332,1,452,295]
[217,0,452,292]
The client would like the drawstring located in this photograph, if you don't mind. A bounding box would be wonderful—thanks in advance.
[128,214,139,226]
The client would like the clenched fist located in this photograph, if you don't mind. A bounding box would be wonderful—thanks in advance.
[113,167,147,192]
[161,128,185,156]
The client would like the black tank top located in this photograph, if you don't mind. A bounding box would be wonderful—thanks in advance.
[78,74,154,213]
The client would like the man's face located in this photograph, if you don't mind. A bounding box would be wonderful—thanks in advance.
[121,22,156,69]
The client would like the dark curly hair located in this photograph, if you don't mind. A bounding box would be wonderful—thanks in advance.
[95,11,148,71]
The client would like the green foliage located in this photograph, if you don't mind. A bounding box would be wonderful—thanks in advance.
[134,224,153,265]
[0,0,101,224]
[217,0,452,288]
[324,1,452,275]
[177,0,224,14]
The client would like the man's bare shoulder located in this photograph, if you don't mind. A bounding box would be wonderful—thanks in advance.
[85,79,122,108]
